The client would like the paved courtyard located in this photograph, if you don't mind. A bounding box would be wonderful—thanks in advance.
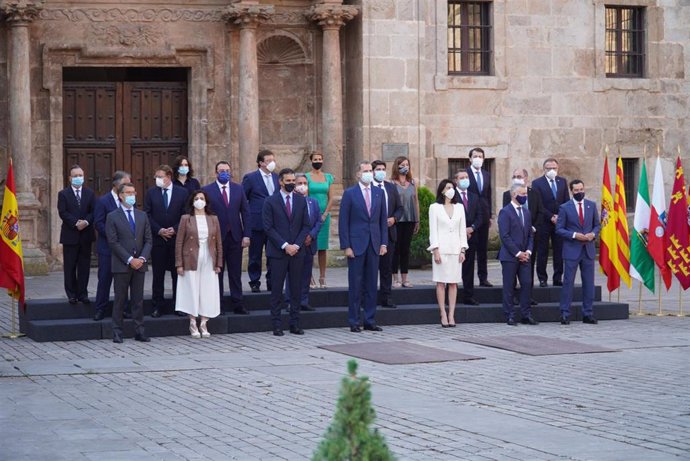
[1,263,689,460]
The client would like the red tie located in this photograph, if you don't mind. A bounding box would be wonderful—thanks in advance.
[222,186,229,207]
[286,194,292,218]
[578,202,584,226]
[462,191,468,209]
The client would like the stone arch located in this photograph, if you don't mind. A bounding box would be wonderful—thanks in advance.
[257,33,308,65]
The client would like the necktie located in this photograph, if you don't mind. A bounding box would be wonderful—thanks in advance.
[285,194,292,218]
[462,191,468,209]
[578,202,584,226]
[126,209,135,234]
[378,183,387,215]
[162,188,169,209]
[75,189,81,207]
[517,205,524,228]
[266,175,274,195]
[365,187,371,216]
[550,179,557,200]
[222,186,229,207]
[476,171,482,193]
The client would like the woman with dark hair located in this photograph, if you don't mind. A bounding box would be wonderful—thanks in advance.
[427,179,468,327]
[305,151,334,288]
[172,155,201,195]
[175,190,223,338]
[391,156,420,288]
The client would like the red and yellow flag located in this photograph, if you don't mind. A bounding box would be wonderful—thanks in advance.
[0,158,25,308]
[666,157,690,290]
[613,157,631,287]
[599,157,619,291]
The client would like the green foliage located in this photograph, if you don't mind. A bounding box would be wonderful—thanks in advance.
[313,360,396,461]
[409,186,435,266]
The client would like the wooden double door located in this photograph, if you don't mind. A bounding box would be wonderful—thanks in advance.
[63,79,188,206]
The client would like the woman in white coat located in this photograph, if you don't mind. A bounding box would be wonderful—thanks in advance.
[428,179,469,327]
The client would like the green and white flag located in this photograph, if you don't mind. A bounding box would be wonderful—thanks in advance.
[629,160,655,292]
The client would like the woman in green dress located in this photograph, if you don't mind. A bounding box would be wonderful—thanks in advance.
[306,152,334,288]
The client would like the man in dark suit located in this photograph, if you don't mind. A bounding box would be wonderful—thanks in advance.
[339,161,388,333]
[531,158,570,287]
[144,165,189,317]
[371,160,403,309]
[106,183,153,343]
[454,170,486,305]
[263,168,311,336]
[466,147,493,287]
[203,161,251,315]
[556,179,601,325]
[497,184,537,326]
[57,164,96,304]
[242,149,280,293]
[93,170,130,321]
[502,168,544,305]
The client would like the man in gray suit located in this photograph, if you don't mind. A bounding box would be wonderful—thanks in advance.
[106,183,153,343]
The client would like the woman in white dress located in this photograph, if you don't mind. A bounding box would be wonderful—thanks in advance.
[427,179,469,327]
[175,191,224,338]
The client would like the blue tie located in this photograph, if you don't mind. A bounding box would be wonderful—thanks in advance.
[550,179,557,200]
[476,171,482,193]
[163,188,169,209]
[126,209,135,234]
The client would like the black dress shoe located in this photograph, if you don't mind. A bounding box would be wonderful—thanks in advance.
[582,316,598,324]
[479,280,494,287]
[363,325,383,332]
[175,311,186,317]
[539,280,548,288]
[350,326,362,333]
[233,306,250,315]
[300,304,315,312]
[250,284,260,293]
[380,302,397,309]
[78,297,91,304]
[530,298,538,306]
[553,280,563,287]
[464,298,480,306]
[560,316,570,325]
[520,316,539,325]
[93,310,105,321]
[273,329,284,336]
[289,327,304,335]
[506,318,518,326]
[68,298,78,305]
[112,334,123,343]
[151,309,162,318]
[134,334,151,342]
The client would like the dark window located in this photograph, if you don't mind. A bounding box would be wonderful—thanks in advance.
[605,6,645,78]
[448,1,492,75]
[621,158,638,212]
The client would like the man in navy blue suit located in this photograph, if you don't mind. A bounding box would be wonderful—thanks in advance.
[532,158,570,287]
[339,161,388,332]
[57,164,96,304]
[498,184,537,326]
[263,169,311,336]
[93,170,130,321]
[203,161,251,315]
[455,169,486,305]
[242,149,280,293]
[556,179,601,325]
[145,165,189,317]
[466,147,493,287]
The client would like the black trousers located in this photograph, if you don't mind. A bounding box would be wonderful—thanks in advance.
[475,222,489,283]
[536,222,563,283]
[269,254,304,329]
[461,238,478,300]
[112,269,145,336]
[62,242,91,300]
[248,229,271,288]
[151,243,177,313]
[377,237,396,304]
[218,234,244,311]
[392,222,415,274]
[501,260,532,320]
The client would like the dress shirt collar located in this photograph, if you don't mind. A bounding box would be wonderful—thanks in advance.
[510,201,523,212]
[279,189,292,201]
[358,182,370,192]
[216,180,229,190]
[72,185,82,194]
[572,198,584,206]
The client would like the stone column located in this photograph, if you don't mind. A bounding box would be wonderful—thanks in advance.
[224,4,273,175]
[308,3,357,183]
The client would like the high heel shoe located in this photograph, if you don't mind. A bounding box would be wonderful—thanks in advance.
[319,277,327,289]
[189,318,201,339]
[199,320,211,338]
[310,276,318,289]
[440,316,449,328]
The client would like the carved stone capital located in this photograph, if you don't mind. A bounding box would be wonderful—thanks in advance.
[223,4,273,29]
[1,0,43,24]
[307,4,358,29]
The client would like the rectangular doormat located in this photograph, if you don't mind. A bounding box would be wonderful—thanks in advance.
[456,335,619,356]
[319,341,484,365]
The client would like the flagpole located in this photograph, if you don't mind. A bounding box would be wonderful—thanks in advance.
[635,281,643,315]
[678,289,684,317]
[1,297,25,339]
[655,271,663,316]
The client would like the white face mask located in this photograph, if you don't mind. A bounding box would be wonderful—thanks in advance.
[155,177,166,188]
[512,178,525,186]
[295,184,308,195]
[266,160,276,172]
[360,172,373,185]
[444,188,456,200]
[193,199,206,210]
[545,169,557,180]
[471,157,484,169]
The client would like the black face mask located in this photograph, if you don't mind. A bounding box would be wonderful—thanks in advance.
[573,192,585,202]
[284,183,296,193]
[312,162,323,170]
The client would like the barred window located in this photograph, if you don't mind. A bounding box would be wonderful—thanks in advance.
[605,6,645,78]
[621,158,638,212]
[448,1,492,75]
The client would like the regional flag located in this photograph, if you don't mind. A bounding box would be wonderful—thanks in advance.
[0,158,25,308]
[629,160,655,292]
[648,157,672,289]
[614,157,631,287]
[666,157,690,290]
[599,157,619,291]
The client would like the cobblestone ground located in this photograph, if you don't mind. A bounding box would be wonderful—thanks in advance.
[1,264,689,460]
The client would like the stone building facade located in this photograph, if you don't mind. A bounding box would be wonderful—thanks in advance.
[0,0,688,272]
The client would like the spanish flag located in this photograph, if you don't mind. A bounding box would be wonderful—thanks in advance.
[614,157,631,287]
[0,159,25,309]
[599,157,619,291]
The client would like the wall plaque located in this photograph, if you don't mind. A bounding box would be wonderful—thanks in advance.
[382,143,408,161]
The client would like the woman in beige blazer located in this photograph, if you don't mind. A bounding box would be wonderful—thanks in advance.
[427,179,469,327]
[175,191,223,338]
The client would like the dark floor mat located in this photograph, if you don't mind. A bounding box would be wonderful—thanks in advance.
[456,335,620,356]
[319,341,484,364]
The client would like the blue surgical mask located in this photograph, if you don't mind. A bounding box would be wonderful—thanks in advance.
[124,196,136,207]
[178,166,189,175]
[457,179,470,190]
[71,177,84,187]
[361,172,373,185]
[374,170,386,182]
[217,171,231,184]
[516,195,528,205]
